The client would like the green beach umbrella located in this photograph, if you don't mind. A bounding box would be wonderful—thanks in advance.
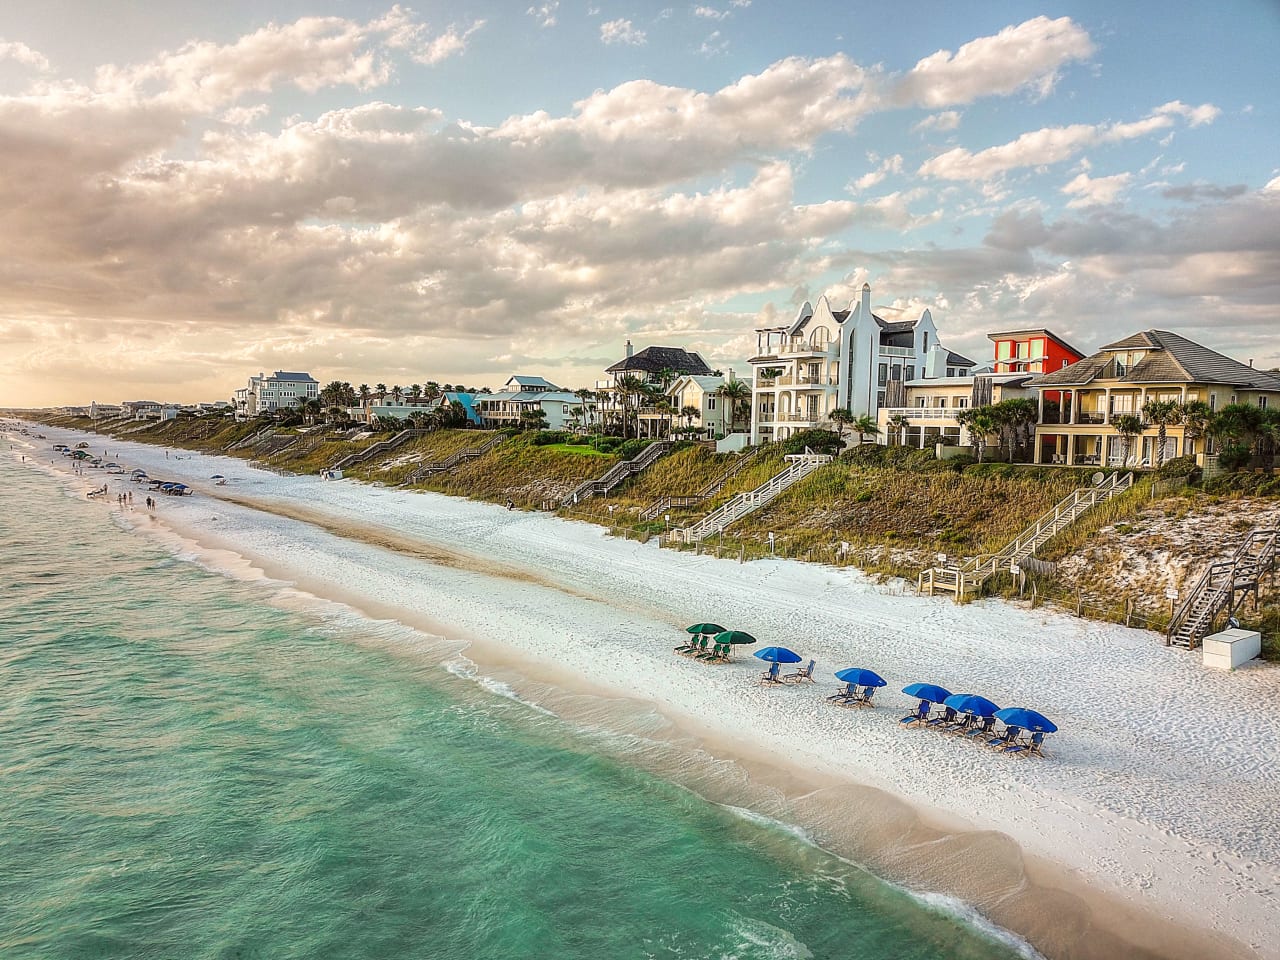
[686,623,726,636]
[713,631,757,646]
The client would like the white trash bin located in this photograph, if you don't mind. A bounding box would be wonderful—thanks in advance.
[1202,628,1262,671]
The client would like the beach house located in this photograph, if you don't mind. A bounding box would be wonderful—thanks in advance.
[1029,330,1280,465]
[234,371,319,418]
[748,283,974,444]
[876,326,1082,451]
[665,374,735,440]
[598,344,716,438]
[477,376,594,431]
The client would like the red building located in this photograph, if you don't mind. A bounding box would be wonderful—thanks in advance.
[988,328,1085,376]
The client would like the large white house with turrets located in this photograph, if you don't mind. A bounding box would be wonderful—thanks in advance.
[748,283,974,444]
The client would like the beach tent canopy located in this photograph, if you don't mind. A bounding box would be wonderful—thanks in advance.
[943,694,1001,717]
[835,668,886,688]
[753,646,802,664]
[713,630,757,646]
[686,623,726,636]
[210,474,226,480]
[993,707,1058,734]
[902,683,951,704]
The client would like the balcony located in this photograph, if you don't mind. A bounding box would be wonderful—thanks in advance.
[879,346,914,358]
[1075,412,1106,425]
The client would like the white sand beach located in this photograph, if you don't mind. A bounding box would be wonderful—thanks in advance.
[12,425,1280,960]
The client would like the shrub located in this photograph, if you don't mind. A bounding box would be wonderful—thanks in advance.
[530,430,572,446]
[1158,455,1199,479]
[1218,443,1253,472]
[782,429,843,456]
[616,438,651,460]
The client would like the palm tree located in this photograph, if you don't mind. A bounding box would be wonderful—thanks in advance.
[409,383,423,402]
[390,385,403,405]
[1141,399,1182,467]
[1179,400,1214,456]
[888,413,910,447]
[1111,413,1147,466]
[575,388,596,434]
[851,414,879,445]
[358,384,371,424]
[956,407,998,462]
[680,404,701,438]
[424,381,442,404]
[375,383,388,405]
[1258,408,1280,472]
[716,379,752,436]
[829,407,853,443]
[994,397,1039,462]
[616,375,646,439]
[655,399,674,439]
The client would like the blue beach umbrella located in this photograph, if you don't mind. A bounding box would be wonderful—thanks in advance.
[902,683,951,704]
[834,668,886,688]
[943,694,1001,718]
[994,707,1058,734]
[753,646,802,664]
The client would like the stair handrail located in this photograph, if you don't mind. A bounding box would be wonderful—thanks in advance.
[1167,527,1279,644]
[402,433,504,484]
[674,453,830,542]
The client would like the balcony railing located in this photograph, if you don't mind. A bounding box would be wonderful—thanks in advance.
[879,346,914,358]
[880,407,960,421]
[1075,412,1106,424]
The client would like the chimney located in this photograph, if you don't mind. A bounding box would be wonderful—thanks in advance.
[625,339,633,358]
[728,368,736,382]
[1249,358,1254,367]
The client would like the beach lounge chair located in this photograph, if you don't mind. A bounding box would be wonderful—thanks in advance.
[946,714,975,735]
[847,685,877,707]
[760,662,782,684]
[1005,731,1046,757]
[986,725,1022,750]
[696,642,726,663]
[783,660,816,683]
[678,637,709,657]
[925,706,956,729]
[827,682,858,703]
[900,700,930,726]
[964,716,996,740]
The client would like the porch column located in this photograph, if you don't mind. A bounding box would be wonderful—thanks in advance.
[1066,436,1076,466]
[1037,390,1046,423]
[1070,390,1078,424]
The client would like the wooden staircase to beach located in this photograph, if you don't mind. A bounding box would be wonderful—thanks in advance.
[671,452,832,544]
[1166,527,1278,648]
[400,434,505,485]
[225,426,275,451]
[561,441,674,507]
[919,472,1135,600]
[639,447,762,521]
[329,429,430,473]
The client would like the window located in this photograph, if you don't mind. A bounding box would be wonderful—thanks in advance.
[877,363,888,386]
[1260,397,1269,410]
[876,392,885,408]
[810,326,830,349]
[957,398,968,408]
[1062,360,1069,369]
[1209,393,1217,411]
[946,367,955,377]
[996,340,1012,360]
[891,364,902,382]
[1030,339,1045,359]
[923,331,929,352]
[906,365,915,382]
[707,397,716,410]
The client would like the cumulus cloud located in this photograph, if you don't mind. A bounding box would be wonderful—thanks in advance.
[890,16,1093,107]
[0,39,50,72]
[527,3,559,28]
[850,153,903,192]
[601,19,646,45]
[1062,170,1132,208]
[694,6,730,19]
[912,110,961,133]
[918,100,1220,180]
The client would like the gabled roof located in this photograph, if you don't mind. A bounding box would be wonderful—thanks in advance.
[874,315,916,334]
[271,371,317,382]
[946,350,976,367]
[507,375,559,390]
[606,346,713,377]
[1031,329,1280,390]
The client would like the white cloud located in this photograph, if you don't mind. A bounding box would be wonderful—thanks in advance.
[912,110,961,133]
[600,19,646,45]
[698,31,729,57]
[0,39,50,72]
[891,16,1094,107]
[918,101,1219,181]
[527,3,559,28]
[695,6,730,19]
[850,153,903,192]
[1062,171,1132,208]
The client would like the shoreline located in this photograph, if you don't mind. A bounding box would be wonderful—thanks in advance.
[7,424,1276,959]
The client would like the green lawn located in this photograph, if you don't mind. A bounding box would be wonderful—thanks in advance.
[541,443,613,457]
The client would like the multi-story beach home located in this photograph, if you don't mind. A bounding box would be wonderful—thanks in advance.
[877,326,1082,450]
[1029,329,1280,465]
[665,373,733,440]
[597,343,716,438]
[233,371,319,418]
[748,283,974,444]
[477,375,594,431]
[876,373,1037,449]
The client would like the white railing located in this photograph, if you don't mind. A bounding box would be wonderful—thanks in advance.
[879,346,914,358]
[673,453,832,542]
[1167,528,1277,647]
[879,407,961,421]
[919,472,1134,598]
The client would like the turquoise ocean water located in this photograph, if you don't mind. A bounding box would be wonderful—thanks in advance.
[0,451,1033,960]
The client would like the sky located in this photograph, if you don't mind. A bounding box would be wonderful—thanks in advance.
[1,0,1277,406]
